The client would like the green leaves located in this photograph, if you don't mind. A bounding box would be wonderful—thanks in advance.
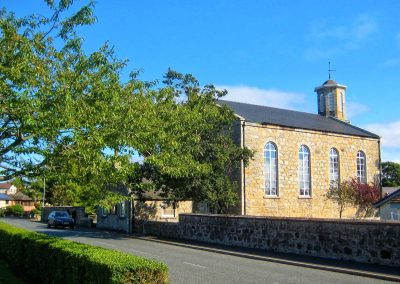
[0,222,168,283]
[382,161,400,187]
[1,2,252,212]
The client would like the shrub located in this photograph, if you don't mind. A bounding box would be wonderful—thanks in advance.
[5,205,24,217]
[327,178,381,218]
[0,222,168,283]
[30,208,41,215]
[34,203,42,211]
[0,209,5,217]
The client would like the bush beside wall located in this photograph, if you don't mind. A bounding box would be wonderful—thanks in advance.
[0,222,168,283]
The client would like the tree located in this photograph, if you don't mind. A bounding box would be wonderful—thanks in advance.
[127,70,253,213]
[327,180,356,219]
[1,2,253,211]
[351,179,380,217]
[327,178,380,218]
[382,161,400,187]
[0,0,97,181]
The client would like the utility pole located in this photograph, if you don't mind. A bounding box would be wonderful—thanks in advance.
[42,176,46,208]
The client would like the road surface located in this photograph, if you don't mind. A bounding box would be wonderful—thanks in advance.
[1,218,398,284]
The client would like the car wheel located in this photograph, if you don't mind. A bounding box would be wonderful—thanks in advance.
[47,223,51,228]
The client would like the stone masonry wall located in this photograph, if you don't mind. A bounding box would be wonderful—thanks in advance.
[243,123,380,218]
[178,214,400,267]
[97,200,132,233]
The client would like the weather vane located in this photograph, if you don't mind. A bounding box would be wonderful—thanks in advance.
[328,61,336,80]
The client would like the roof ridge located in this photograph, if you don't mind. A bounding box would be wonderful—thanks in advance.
[218,99,319,116]
[374,188,400,207]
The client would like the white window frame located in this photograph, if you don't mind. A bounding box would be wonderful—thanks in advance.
[356,151,367,183]
[161,202,176,218]
[299,145,311,197]
[101,207,109,216]
[119,201,126,218]
[329,148,340,189]
[264,142,278,196]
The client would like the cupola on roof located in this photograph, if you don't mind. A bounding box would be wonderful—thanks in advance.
[323,79,338,85]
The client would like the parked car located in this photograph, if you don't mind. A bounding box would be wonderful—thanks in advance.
[47,211,75,229]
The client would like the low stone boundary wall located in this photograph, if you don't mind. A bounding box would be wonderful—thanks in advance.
[178,214,400,266]
[135,221,179,238]
[138,213,400,267]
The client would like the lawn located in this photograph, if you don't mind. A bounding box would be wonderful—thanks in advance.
[0,258,25,284]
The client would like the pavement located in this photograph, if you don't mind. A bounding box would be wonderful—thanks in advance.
[1,217,399,284]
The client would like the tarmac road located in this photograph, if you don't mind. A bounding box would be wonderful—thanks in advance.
[2,217,398,284]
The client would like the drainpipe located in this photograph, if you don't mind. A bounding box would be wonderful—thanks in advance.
[241,120,246,215]
[378,139,382,197]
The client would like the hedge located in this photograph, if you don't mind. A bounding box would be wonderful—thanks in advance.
[0,222,168,283]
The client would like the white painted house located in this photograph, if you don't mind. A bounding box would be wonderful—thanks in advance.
[374,188,400,221]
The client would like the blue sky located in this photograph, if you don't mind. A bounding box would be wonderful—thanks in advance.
[5,0,400,162]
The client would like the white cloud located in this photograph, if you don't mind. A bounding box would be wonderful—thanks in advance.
[381,58,400,67]
[351,15,378,41]
[363,120,400,148]
[381,148,400,163]
[305,15,378,59]
[217,85,306,110]
[346,101,370,118]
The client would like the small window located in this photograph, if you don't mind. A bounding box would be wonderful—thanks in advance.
[356,151,367,183]
[299,145,311,196]
[319,93,325,113]
[264,142,278,196]
[5,200,8,205]
[328,92,335,113]
[329,148,340,189]
[119,201,126,218]
[338,92,343,113]
[102,207,109,216]
[161,202,175,218]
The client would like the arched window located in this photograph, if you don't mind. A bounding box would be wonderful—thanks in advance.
[264,142,278,196]
[338,92,343,113]
[319,93,325,113]
[356,151,367,183]
[329,148,340,188]
[299,145,311,196]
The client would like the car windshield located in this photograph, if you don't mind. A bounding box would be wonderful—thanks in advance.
[54,212,69,218]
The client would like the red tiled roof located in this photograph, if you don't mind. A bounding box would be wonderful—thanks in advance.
[0,182,13,189]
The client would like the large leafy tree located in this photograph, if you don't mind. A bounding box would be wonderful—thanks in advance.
[129,70,253,213]
[382,161,400,187]
[1,2,253,211]
[0,0,98,181]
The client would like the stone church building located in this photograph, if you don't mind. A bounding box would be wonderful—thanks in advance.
[219,79,381,218]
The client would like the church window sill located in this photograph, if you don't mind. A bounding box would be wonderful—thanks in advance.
[263,195,280,199]
[298,196,312,199]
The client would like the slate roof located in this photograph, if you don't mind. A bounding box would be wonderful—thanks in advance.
[218,100,380,139]
[374,188,400,208]
[105,183,169,200]
[0,193,12,201]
